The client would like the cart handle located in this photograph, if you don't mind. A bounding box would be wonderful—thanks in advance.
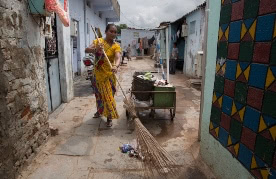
[131,91,176,93]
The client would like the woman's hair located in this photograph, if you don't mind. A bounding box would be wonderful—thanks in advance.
[105,24,116,33]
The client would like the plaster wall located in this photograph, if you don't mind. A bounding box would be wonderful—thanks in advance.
[0,1,50,178]
[57,17,74,102]
[200,1,254,178]
[184,8,205,77]
[121,29,155,56]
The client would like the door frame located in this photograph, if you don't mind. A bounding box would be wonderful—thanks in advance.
[45,15,62,113]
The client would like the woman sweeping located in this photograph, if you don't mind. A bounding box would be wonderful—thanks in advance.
[85,24,121,127]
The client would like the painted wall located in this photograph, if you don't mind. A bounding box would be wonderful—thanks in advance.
[170,22,185,60]
[69,0,85,75]
[160,29,167,60]
[200,0,276,179]
[57,18,74,103]
[184,8,205,77]
[121,29,155,56]
[69,0,107,75]
[86,4,107,45]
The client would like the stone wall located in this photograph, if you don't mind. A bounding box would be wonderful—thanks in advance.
[0,1,49,178]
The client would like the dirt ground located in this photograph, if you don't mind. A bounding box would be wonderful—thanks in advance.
[18,57,215,179]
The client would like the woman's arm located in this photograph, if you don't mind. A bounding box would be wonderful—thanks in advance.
[112,52,121,73]
[85,43,103,53]
[114,52,121,67]
[85,44,96,53]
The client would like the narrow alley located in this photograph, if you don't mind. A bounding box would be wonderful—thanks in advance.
[2,0,275,179]
[18,57,214,179]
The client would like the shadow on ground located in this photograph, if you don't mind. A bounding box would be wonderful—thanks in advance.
[74,77,94,97]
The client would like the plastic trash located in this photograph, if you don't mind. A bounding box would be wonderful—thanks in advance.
[134,100,150,107]
[120,144,133,153]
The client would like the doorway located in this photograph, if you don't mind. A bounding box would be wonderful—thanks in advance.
[45,15,62,113]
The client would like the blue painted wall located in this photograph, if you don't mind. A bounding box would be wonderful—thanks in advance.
[170,22,185,60]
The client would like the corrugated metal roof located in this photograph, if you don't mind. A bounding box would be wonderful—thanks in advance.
[171,1,206,24]
[185,1,206,16]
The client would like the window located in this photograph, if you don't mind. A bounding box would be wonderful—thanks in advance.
[189,21,196,35]
[133,32,139,38]
[86,1,91,8]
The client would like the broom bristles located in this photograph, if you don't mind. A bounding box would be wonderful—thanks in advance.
[123,95,181,178]
[123,95,137,118]
[135,118,181,178]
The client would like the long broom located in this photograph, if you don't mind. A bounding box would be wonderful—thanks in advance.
[91,26,181,178]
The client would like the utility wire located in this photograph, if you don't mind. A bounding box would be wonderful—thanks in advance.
[119,0,175,29]
[120,10,153,30]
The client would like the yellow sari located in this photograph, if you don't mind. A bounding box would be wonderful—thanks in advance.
[93,38,121,119]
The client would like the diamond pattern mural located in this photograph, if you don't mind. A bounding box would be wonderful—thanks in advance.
[210,0,276,178]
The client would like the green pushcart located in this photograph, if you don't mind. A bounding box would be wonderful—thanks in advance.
[126,86,176,121]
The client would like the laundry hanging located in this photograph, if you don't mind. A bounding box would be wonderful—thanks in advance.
[45,0,69,27]
[139,38,143,50]
[177,30,180,39]
[143,37,149,49]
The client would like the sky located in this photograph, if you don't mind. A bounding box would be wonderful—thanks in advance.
[117,0,205,29]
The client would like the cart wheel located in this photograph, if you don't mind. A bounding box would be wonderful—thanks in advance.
[170,109,175,121]
[126,110,130,120]
[149,109,155,118]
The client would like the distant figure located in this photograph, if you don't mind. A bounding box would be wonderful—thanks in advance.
[122,46,126,61]
[136,42,140,56]
[126,44,131,61]
[170,42,178,74]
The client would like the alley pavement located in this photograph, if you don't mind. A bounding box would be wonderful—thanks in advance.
[18,57,215,179]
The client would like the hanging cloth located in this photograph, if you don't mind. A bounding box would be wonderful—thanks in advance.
[140,38,143,50]
[45,0,70,27]
[143,37,149,49]
[177,30,180,39]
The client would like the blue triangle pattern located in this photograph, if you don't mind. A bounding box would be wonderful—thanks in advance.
[255,155,266,168]
[263,115,276,127]
[270,168,276,179]
[270,66,276,77]
[221,24,229,32]
[213,122,219,129]
[231,136,238,144]
[240,62,250,71]
[215,92,223,98]
[244,18,255,29]
[235,101,244,111]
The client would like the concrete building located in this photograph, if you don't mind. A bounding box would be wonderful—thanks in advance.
[200,0,276,178]
[183,2,206,78]
[169,17,186,71]
[0,0,120,178]
[121,28,155,57]
[69,0,120,77]
[155,2,206,78]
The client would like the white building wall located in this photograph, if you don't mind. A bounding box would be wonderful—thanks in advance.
[121,29,155,56]
[184,8,205,77]
[69,0,85,75]
[86,4,107,46]
[57,18,74,102]
[160,29,166,60]
[69,0,107,75]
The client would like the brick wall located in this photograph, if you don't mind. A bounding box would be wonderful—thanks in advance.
[0,1,50,178]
